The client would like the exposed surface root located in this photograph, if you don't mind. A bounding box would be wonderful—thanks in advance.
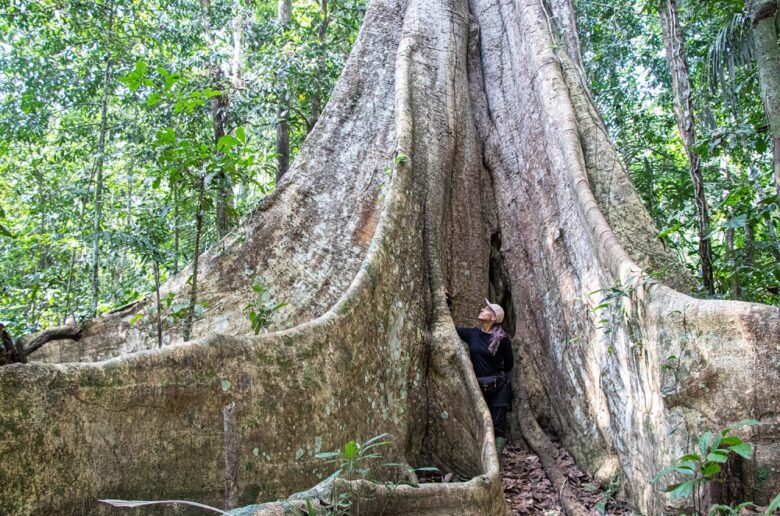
[514,382,590,516]
[502,445,633,515]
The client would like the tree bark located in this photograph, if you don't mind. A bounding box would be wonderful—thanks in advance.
[275,0,292,182]
[658,0,715,293]
[751,0,780,206]
[2,1,779,514]
[182,177,205,342]
[90,7,115,316]
[310,0,328,128]
[153,259,163,348]
[173,179,180,274]
[549,0,584,72]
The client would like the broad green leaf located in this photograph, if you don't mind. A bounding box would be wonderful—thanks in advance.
[729,419,759,430]
[217,135,241,151]
[0,222,12,238]
[765,491,780,514]
[724,214,748,229]
[651,464,679,483]
[665,480,694,499]
[699,431,713,456]
[147,93,162,107]
[728,443,753,459]
[701,462,721,477]
[707,450,729,463]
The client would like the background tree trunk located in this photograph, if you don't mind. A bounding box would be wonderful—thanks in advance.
[310,0,328,128]
[751,0,780,206]
[1,0,778,514]
[201,0,237,239]
[90,7,115,316]
[658,0,715,293]
[275,0,292,182]
[182,177,205,342]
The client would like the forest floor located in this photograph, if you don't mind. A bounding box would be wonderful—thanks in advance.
[501,443,635,515]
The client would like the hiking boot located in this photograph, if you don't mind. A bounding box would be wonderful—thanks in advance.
[495,436,507,473]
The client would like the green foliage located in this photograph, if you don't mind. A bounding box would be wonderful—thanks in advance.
[0,0,366,336]
[651,420,759,514]
[309,433,438,515]
[575,0,779,304]
[589,274,653,354]
[243,278,286,334]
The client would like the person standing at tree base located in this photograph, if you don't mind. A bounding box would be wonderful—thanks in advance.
[455,299,514,472]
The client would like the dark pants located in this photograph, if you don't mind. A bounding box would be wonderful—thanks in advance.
[482,378,511,439]
[489,405,508,438]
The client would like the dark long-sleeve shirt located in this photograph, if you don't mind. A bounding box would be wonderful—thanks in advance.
[456,327,513,378]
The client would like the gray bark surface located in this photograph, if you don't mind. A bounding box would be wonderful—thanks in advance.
[1,0,778,514]
[751,0,780,205]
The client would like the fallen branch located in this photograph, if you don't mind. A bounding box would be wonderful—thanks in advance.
[0,323,82,365]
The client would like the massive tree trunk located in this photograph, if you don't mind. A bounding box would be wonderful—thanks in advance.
[1,0,778,514]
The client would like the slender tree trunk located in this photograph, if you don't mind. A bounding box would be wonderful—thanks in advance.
[725,226,740,299]
[744,221,755,270]
[276,0,292,182]
[310,0,328,128]
[113,165,133,298]
[173,180,180,274]
[747,162,780,261]
[153,259,163,348]
[200,0,236,240]
[182,177,205,342]
[751,0,780,207]
[213,89,234,239]
[658,0,714,293]
[231,0,244,89]
[63,180,92,323]
[90,7,116,316]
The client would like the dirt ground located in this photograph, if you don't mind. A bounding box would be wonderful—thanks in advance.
[501,444,635,515]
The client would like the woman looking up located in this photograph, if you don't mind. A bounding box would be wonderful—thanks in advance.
[456,299,514,472]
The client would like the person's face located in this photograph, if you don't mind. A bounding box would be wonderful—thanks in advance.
[478,305,496,323]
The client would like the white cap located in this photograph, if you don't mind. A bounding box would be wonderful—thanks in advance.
[484,299,504,324]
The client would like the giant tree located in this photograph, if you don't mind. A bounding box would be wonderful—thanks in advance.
[1,1,778,515]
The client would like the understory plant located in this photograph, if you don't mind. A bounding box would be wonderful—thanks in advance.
[244,277,287,334]
[651,419,775,515]
[305,433,438,515]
